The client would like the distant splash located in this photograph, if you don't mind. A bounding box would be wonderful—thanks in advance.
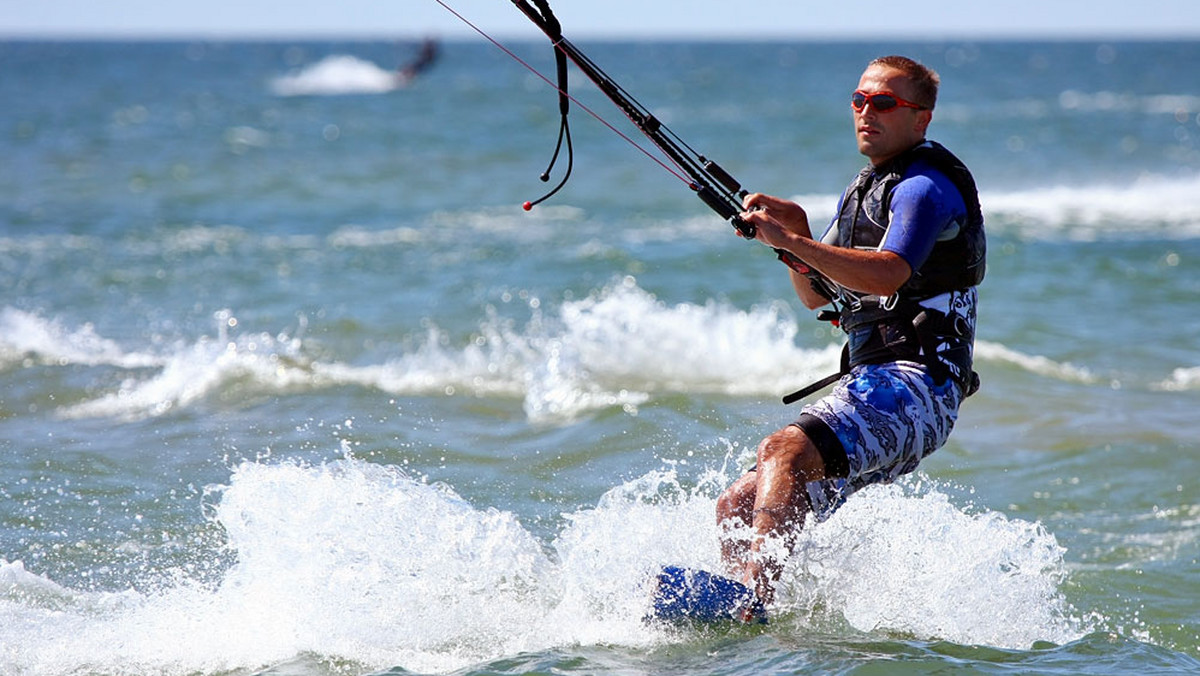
[270,55,406,96]
[0,456,1086,675]
[0,278,1168,424]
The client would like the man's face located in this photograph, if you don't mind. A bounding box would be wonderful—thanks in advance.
[853,65,932,165]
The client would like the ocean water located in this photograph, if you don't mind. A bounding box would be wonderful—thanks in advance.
[2,34,1200,675]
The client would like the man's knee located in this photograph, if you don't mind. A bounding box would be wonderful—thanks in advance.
[756,425,826,482]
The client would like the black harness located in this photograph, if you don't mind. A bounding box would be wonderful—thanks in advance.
[833,140,985,298]
[784,141,985,404]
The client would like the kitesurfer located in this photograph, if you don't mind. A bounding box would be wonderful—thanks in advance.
[398,37,439,84]
[716,55,986,616]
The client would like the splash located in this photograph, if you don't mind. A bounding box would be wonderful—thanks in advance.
[0,458,1088,675]
[270,55,405,96]
[786,480,1087,647]
[0,458,640,675]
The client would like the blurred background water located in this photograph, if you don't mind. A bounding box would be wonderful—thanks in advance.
[2,37,1200,675]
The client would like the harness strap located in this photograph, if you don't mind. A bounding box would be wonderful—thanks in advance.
[782,305,979,405]
[781,370,842,406]
[782,343,848,405]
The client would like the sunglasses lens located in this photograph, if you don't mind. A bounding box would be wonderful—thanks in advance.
[872,94,898,111]
[852,92,901,112]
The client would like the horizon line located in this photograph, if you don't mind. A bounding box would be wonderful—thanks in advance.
[5,29,1200,43]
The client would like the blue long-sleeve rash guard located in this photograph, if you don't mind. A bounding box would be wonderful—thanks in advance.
[824,160,969,275]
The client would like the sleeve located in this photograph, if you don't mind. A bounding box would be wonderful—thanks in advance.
[880,164,968,272]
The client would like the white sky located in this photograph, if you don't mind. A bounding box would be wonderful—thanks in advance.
[4,0,1200,39]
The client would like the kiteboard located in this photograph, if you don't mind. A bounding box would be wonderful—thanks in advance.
[650,565,767,624]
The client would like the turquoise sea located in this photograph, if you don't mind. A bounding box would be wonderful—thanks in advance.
[3,34,1200,675]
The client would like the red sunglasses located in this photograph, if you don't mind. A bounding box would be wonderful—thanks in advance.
[851,90,928,113]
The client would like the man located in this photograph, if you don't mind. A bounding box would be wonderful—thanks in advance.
[716,55,985,612]
[398,37,439,85]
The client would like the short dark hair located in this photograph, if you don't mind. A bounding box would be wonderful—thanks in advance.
[870,55,940,110]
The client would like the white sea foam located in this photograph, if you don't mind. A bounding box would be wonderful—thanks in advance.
[791,480,1086,647]
[53,310,311,422]
[312,279,843,424]
[0,459,562,675]
[26,281,842,423]
[982,174,1200,241]
[794,173,1200,241]
[1158,365,1200,392]
[7,283,1113,424]
[59,330,313,421]
[270,55,405,96]
[0,457,1087,675]
[0,307,159,370]
[974,340,1097,384]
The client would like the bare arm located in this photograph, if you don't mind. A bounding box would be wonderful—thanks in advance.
[741,193,912,305]
[786,266,834,310]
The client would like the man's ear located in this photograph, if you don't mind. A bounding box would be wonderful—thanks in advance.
[915,109,933,135]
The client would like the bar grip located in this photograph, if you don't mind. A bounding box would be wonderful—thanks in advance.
[702,158,742,194]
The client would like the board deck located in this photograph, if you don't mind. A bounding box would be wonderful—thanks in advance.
[650,565,767,624]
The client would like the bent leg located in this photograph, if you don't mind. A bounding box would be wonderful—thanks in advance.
[743,424,827,603]
[715,363,962,615]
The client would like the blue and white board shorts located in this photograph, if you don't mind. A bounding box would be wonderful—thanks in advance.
[800,360,963,521]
